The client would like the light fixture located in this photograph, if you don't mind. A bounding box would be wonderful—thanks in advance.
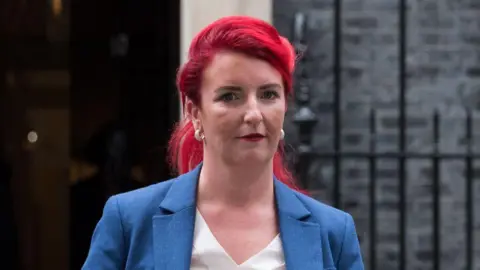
[27,131,38,143]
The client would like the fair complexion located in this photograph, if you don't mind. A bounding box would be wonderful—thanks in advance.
[185,50,287,265]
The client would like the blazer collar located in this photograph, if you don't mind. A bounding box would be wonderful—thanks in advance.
[274,180,323,269]
[273,177,311,219]
[159,163,311,217]
[158,163,200,213]
[153,163,323,269]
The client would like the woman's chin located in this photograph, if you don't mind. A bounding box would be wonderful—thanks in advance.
[226,150,273,165]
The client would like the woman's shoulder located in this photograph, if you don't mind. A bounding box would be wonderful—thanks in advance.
[116,178,174,199]
[107,178,177,220]
[292,190,361,262]
[293,190,357,233]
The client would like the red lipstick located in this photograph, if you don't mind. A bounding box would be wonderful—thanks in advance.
[239,133,265,142]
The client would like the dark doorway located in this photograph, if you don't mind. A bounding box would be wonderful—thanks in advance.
[69,0,179,268]
[70,0,180,182]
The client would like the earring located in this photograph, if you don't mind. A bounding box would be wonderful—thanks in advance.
[280,129,285,140]
[194,129,204,141]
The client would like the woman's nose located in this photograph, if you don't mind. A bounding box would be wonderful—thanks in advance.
[243,98,263,125]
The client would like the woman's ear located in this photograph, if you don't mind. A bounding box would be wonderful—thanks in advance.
[185,98,201,129]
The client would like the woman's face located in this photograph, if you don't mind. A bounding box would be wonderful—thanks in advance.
[187,51,286,166]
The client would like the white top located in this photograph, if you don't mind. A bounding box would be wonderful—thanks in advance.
[190,209,286,270]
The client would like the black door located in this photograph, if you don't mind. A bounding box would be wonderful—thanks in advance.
[70,0,179,268]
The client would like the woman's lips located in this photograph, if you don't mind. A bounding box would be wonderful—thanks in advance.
[239,134,265,142]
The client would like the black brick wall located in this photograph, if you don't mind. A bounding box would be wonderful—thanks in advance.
[274,0,480,269]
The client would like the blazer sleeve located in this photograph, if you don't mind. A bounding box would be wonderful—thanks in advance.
[82,196,126,270]
[336,213,365,270]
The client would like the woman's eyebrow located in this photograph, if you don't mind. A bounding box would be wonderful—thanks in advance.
[215,85,243,92]
[259,83,282,90]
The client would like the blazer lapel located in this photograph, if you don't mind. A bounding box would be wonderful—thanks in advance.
[151,165,324,269]
[152,207,195,270]
[275,180,323,269]
[152,165,201,270]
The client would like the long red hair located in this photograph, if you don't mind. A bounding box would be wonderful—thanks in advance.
[167,16,303,192]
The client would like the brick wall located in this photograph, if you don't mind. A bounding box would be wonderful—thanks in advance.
[274,0,480,269]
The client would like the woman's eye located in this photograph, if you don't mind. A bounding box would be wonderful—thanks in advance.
[219,93,239,102]
[262,90,280,100]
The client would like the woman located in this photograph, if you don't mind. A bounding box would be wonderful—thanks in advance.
[82,16,364,270]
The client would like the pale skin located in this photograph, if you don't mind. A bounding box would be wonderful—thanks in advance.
[185,50,287,265]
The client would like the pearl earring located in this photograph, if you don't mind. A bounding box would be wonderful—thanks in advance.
[194,129,204,141]
[280,129,285,140]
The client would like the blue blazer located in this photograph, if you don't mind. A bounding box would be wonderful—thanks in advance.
[82,164,364,269]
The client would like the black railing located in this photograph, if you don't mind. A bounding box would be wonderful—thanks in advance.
[295,110,477,270]
[398,0,407,268]
[291,12,318,190]
[333,0,343,212]
[291,2,477,269]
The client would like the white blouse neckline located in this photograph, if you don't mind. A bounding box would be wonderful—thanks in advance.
[191,208,286,269]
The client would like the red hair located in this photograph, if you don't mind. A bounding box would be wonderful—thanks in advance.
[168,16,303,192]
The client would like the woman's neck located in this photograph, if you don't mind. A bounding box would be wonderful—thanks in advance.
[196,158,275,209]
